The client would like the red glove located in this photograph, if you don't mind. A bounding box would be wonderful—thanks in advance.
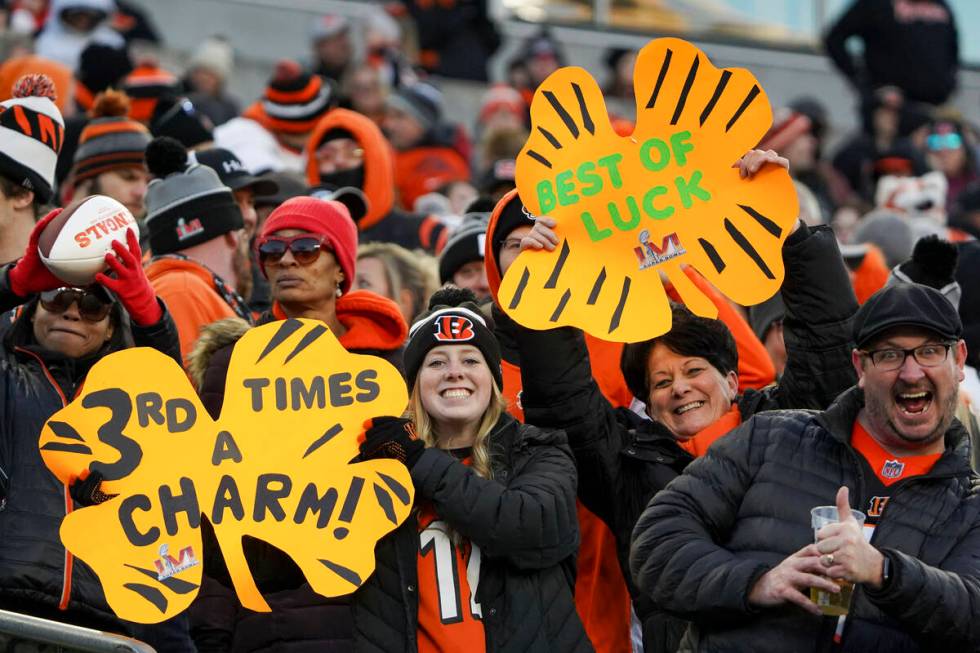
[7,208,65,297]
[95,229,162,326]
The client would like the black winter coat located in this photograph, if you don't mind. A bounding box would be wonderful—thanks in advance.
[514,224,858,651]
[0,269,181,632]
[631,386,980,652]
[351,413,592,653]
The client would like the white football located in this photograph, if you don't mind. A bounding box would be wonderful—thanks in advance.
[38,195,140,286]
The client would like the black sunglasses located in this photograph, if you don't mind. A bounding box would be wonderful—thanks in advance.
[257,235,327,266]
[39,287,113,322]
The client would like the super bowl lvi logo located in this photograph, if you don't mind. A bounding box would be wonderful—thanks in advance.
[501,37,798,342]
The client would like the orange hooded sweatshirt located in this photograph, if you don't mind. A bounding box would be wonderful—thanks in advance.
[145,257,241,366]
[305,109,448,254]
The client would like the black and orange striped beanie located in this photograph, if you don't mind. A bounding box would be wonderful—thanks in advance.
[71,89,150,184]
[259,60,334,134]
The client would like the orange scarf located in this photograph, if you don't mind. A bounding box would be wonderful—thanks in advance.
[677,405,742,457]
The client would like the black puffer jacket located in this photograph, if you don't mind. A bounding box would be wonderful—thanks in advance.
[0,268,181,632]
[514,224,858,651]
[352,413,592,653]
[631,386,980,652]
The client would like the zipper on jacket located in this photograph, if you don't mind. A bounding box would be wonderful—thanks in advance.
[15,347,73,610]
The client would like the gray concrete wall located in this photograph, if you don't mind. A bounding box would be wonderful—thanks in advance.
[129,0,980,150]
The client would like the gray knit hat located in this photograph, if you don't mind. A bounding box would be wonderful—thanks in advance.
[854,209,915,268]
[143,137,243,254]
[439,212,489,283]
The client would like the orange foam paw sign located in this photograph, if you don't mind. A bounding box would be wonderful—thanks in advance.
[38,319,413,623]
[502,37,798,342]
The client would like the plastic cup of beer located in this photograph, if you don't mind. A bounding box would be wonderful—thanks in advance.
[809,505,866,616]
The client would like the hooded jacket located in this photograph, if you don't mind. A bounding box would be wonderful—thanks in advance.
[188,290,407,653]
[513,224,858,652]
[0,265,180,632]
[305,109,448,254]
[145,255,252,367]
[352,413,592,653]
[631,387,980,652]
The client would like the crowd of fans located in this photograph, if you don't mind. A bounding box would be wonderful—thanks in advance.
[0,0,978,652]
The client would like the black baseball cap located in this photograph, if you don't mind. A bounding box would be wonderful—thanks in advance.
[853,283,963,348]
[194,148,279,196]
[309,184,369,223]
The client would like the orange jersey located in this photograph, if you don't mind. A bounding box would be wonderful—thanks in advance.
[851,420,941,487]
[417,497,486,651]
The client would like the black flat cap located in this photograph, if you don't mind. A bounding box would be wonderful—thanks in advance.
[853,283,962,348]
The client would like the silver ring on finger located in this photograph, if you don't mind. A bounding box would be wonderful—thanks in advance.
[821,553,835,567]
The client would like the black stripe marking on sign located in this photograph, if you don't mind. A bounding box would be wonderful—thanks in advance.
[40,442,92,455]
[378,472,411,505]
[526,150,552,169]
[319,558,363,588]
[700,70,732,126]
[672,55,699,125]
[738,204,783,237]
[284,324,328,363]
[374,483,397,524]
[609,277,631,333]
[257,319,303,363]
[646,48,673,109]
[537,126,562,149]
[572,82,594,135]
[699,238,726,273]
[544,240,570,288]
[587,267,607,305]
[725,218,775,279]
[726,85,760,133]
[125,564,199,594]
[509,267,530,309]
[48,421,84,440]
[303,423,343,459]
[550,289,572,322]
[124,583,167,612]
[543,90,579,139]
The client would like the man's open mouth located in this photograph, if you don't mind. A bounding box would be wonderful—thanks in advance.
[895,391,932,415]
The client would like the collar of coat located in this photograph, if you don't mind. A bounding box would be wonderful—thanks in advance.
[816,385,974,479]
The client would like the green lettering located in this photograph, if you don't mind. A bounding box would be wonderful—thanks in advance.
[675,170,711,209]
[597,153,624,189]
[670,131,694,166]
[577,161,603,197]
[608,196,641,231]
[556,170,578,206]
[639,138,670,172]
[536,180,556,214]
[642,186,674,220]
[581,211,613,242]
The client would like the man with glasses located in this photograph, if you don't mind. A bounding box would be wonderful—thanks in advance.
[631,282,980,652]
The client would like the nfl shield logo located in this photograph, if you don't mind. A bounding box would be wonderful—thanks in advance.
[882,459,905,479]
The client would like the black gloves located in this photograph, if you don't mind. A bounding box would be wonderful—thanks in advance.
[359,416,425,469]
[69,470,117,507]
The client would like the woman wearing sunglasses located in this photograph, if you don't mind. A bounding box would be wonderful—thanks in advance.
[0,208,182,642]
[352,287,590,652]
[925,120,979,208]
[189,195,409,653]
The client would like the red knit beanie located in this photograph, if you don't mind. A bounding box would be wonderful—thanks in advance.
[259,196,358,293]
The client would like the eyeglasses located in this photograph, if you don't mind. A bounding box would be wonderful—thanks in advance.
[39,287,113,322]
[927,132,963,151]
[257,235,328,266]
[861,342,954,371]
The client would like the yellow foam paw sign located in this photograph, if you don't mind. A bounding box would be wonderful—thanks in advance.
[38,319,412,623]
[502,37,798,342]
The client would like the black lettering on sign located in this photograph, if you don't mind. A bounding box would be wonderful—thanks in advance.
[243,378,269,411]
[291,376,325,410]
[119,494,159,546]
[165,398,197,433]
[253,473,292,522]
[275,378,288,410]
[211,475,244,524]
[211,431,243,466]
[354,370,379,402]
[333,476,364,539]
[293,483,339,528]
[135,392,165,427]
[159,477,201,536]
[84,388,142,481]
[329,373,353,407]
